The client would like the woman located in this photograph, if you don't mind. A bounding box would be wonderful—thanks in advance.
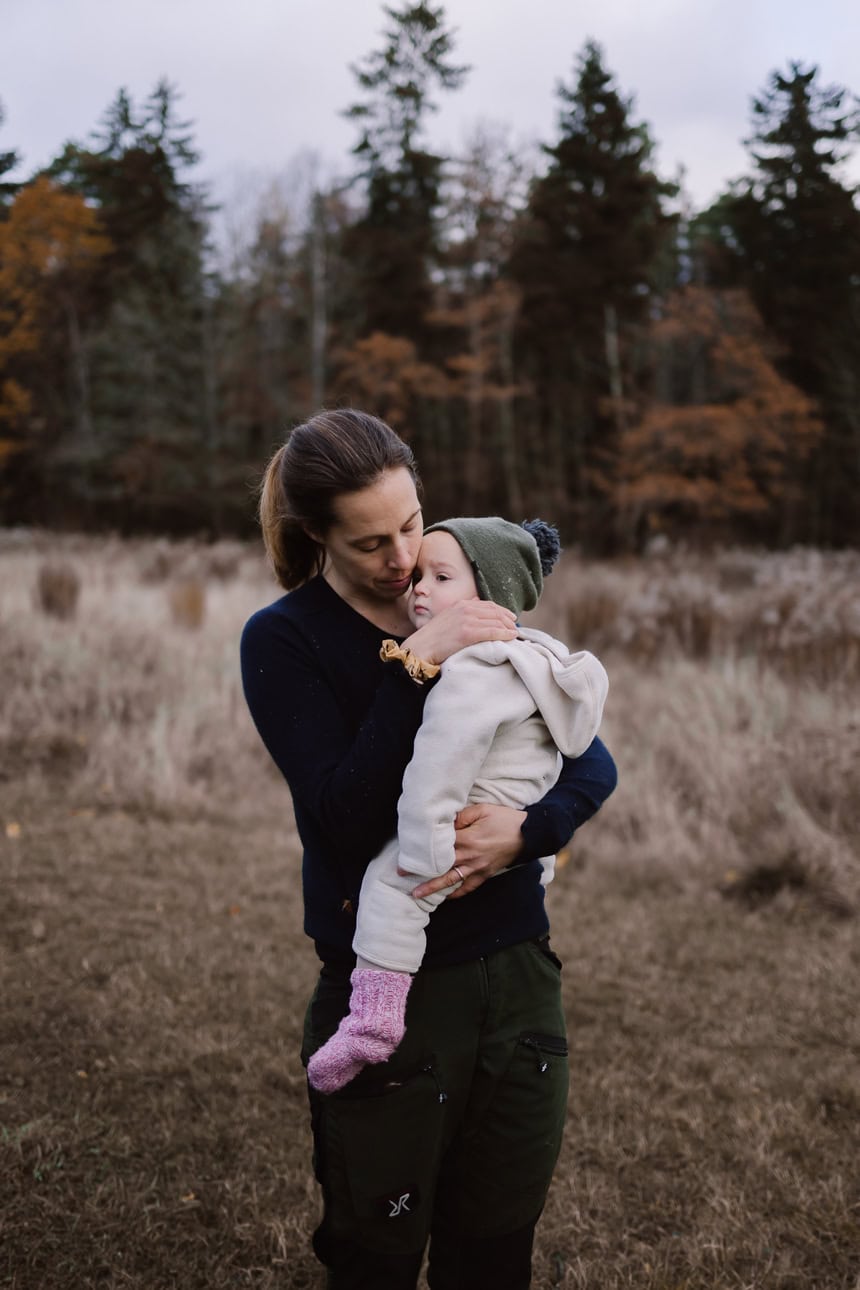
[240,409,617,1290]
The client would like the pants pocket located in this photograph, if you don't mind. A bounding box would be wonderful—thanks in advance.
[317,1060,451,1254]
[438,943,569,1238]
[469,1029,569,1234]
[529,934,564,973]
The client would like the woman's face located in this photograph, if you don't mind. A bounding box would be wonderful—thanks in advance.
[322,467,423,606]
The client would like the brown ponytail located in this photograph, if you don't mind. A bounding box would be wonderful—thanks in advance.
[258,410,420,590]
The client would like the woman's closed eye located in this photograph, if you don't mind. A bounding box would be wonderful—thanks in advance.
[357,520,418,555]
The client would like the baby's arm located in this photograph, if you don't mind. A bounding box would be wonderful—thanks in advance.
[395,649,508,879]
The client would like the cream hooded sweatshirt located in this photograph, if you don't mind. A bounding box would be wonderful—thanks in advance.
[353,628,608,973]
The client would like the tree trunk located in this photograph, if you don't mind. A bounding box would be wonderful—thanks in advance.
[201,289,222,532]
[496,289,522,517]
[62,290,95,513]
[604,303,628,436]
[310,191,327,409]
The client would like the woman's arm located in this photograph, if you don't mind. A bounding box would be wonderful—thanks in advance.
[518,735,618,860]
[241,609,428,866]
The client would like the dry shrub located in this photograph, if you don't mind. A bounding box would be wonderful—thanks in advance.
[168,577,206,629]
[0,729,88,783]
[720,851,855,918]
[138,539,176,584]
[137,538,245,591]
[202,540,244,582]
[35,560,81,620]
[531,546,860,682]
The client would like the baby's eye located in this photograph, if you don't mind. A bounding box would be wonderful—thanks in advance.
[435,574,450,583]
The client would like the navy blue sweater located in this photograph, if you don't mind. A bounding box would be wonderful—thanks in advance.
[240,575,617,967]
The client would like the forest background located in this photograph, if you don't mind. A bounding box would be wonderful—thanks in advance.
[3,1,860,549]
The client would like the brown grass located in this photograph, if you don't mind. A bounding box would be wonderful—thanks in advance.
[2,533,859,1289]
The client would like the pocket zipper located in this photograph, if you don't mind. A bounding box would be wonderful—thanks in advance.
[381,1061,448,1104]
[518,1032,569,1074]
[423,1063,448,1104]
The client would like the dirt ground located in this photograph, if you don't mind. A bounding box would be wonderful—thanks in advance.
[3,783,859,1289]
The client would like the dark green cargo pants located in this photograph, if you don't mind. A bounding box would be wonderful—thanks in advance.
[301,937,569,1290]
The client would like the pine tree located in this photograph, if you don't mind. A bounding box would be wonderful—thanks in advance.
[340,2,468,348]
[45,82,213,527]
[703,62,860,543]
[509,41,676,540]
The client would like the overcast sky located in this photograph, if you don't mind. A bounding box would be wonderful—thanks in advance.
[4,0,860,225]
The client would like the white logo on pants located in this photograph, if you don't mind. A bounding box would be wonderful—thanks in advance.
[389,1193,411,1218]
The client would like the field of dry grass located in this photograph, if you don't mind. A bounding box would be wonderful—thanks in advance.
[2,532,859,1289]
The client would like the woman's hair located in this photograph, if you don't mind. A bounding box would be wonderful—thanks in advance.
[258,409,420,589]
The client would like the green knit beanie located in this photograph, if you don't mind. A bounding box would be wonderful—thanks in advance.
[424,517,560,615]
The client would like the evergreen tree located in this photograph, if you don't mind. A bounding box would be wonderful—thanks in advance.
[340,2,468,348]
[509,41,676,540]
[45,82,214,527]
[702,62,860,543]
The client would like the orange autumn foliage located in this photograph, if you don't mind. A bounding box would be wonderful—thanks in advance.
[334,331,449,430]
[434,279,522,408]
[0,177,111,429]
[618,287,822,536]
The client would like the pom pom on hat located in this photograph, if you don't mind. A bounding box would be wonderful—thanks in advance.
[521,519,561,576]
[424,516,562,615]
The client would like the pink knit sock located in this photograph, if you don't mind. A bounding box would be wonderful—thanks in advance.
[307,968,413,1094]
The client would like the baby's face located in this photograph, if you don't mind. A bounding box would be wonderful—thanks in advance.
[407,530,479,626]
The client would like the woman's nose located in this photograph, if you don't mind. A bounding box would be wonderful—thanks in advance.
[389,538,412,569]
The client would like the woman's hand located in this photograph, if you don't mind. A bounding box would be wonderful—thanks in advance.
[402,598,516,666]
[410,803,527,901]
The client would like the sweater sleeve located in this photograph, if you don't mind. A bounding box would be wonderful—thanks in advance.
[518,735,618,862]
[240,606,429,865]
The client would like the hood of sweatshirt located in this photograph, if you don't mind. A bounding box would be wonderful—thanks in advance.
[484,627,608,759]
